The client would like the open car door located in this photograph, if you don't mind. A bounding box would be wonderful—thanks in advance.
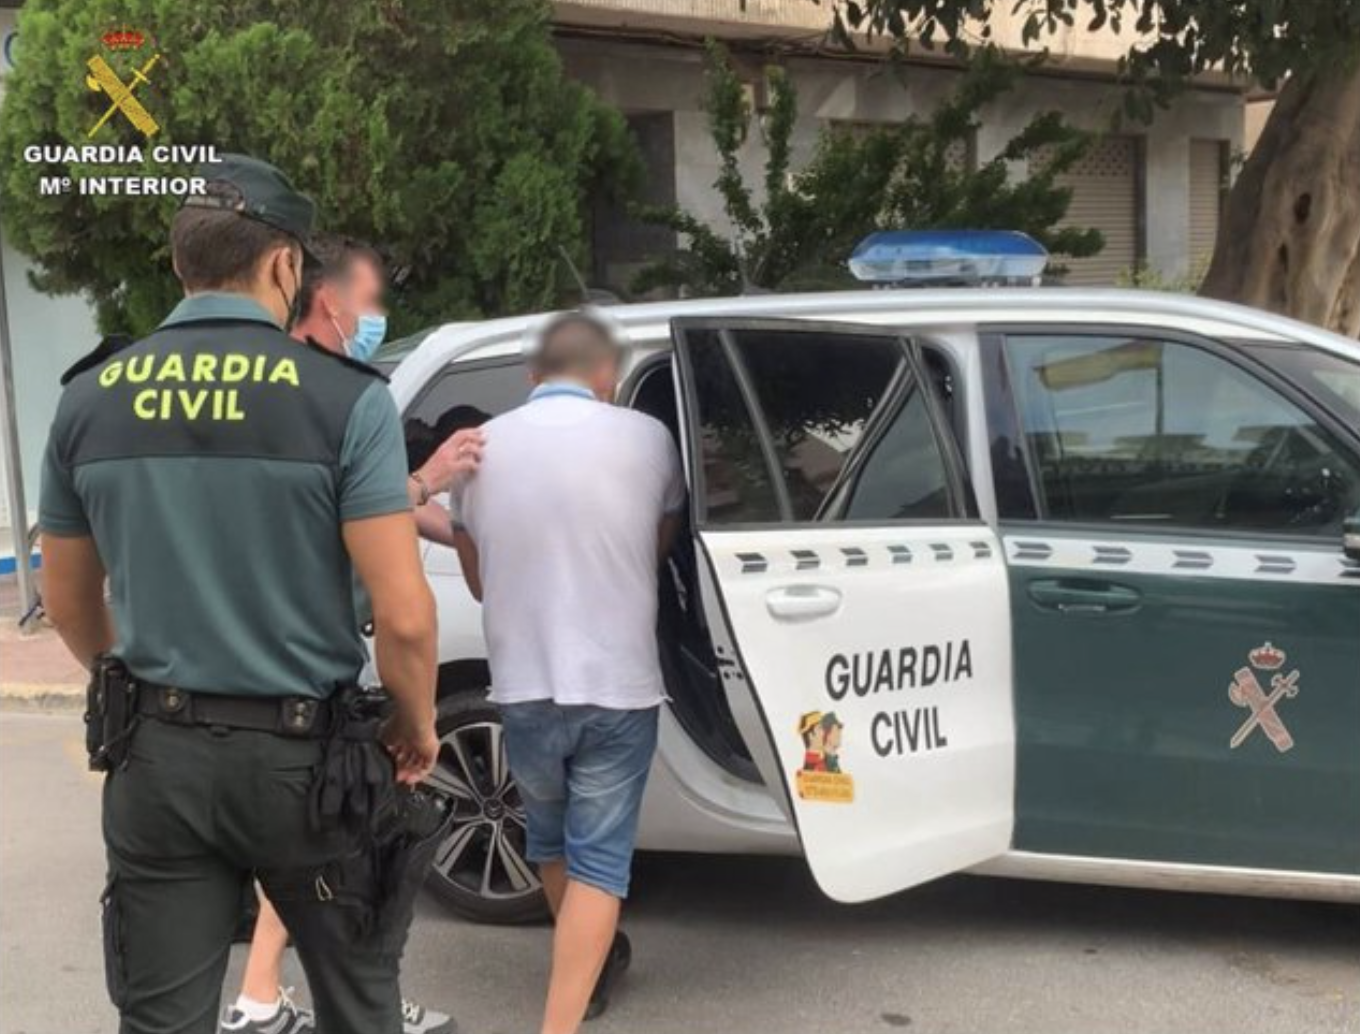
[670,317,1015,903]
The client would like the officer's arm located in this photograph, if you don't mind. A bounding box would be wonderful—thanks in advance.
[414,499,457,547]
[339,383,438,749]
[410,427,483,548]
[452,528,483,602]
[41,535,114,669]
[344,513,437,719]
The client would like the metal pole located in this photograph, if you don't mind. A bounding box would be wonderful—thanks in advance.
[0,236,37,622]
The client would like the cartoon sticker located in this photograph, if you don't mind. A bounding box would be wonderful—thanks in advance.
[795,711,855,803]
[1228,642,1300,753]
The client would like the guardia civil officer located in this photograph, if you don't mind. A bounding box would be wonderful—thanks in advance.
[39,155,442,1034]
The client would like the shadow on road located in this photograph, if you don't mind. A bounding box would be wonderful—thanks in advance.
[629,850,1359,958]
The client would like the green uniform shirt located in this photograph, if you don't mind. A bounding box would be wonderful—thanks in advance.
[39,293,410,698]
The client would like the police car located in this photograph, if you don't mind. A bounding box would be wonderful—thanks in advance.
[385,233,1360,922]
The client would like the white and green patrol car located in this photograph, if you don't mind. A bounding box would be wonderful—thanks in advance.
[386,253,1360,922]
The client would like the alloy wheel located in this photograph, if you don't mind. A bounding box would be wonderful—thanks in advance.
[424,719,541,902]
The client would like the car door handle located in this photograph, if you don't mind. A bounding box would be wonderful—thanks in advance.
[1027,579,1141,615]
[765,585,843,622]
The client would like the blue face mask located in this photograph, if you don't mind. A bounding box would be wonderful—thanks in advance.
[346,313,387,363]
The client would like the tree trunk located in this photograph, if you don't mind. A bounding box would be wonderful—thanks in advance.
[1200,63,1360,338]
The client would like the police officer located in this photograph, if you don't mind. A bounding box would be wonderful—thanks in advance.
[39,155,440,1034]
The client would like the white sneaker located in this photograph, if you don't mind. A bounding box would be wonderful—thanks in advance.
[219,987,315,1034]
[402,997,456,1034]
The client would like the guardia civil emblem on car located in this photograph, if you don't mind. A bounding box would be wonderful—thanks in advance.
[1228,642,1301,753]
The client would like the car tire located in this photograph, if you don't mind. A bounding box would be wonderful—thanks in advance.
[422,692,549,925]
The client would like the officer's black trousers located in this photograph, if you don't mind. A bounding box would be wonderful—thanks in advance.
[101,717,410,1034]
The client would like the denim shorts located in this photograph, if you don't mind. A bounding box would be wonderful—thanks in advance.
[499,701,659,899]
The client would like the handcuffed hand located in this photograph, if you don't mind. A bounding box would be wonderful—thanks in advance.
[416,428,485,496]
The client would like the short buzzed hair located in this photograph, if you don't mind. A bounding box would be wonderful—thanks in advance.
[531,311,622,379]
[170,204,295,292]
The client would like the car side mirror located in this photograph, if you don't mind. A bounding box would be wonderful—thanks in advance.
[1345,515,1360,563]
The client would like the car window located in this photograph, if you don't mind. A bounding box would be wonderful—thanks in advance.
[686,326,958,526]
[686,330,783,525]
[840,387,952,521]
[1244,343,1360,428]
[1006,333,1360,535]
[730,329,908,521]
[402,359,527,472]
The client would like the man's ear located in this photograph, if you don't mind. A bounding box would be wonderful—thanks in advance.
[315,280,341,320]
[261,245,286,290]
[274,243,302,287]
[254,246,296,325]
[596,365,621,402]
[287,244,303,287]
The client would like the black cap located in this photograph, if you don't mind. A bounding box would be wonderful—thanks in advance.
[182,153,317,262]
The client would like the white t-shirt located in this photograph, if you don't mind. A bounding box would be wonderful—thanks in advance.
[455,384,686,709]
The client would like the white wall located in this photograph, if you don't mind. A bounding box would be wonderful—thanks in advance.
[0,8,103,534]
[554,0,1182,69]
[1,237,103,531]
[562,39,1245,283]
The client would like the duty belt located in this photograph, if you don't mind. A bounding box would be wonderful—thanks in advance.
[136,684,334,738]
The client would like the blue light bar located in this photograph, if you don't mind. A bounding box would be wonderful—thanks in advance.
[849,230,1048,285]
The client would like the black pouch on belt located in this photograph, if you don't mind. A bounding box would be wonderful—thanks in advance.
[86,655,137,772]
[308,686,396,836]
[372,787,456,940]
[274,789,452,944]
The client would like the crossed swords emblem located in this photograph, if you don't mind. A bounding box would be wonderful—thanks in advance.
[1228,665,1300,753]
[86,52,161,139]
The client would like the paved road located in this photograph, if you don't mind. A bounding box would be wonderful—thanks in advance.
[2,712,1356,1034]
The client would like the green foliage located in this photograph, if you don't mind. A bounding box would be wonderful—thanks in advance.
[1117,255,1210,293]
[0,0,640,336]
[829,0,1360,122]
[634,42,1100,296]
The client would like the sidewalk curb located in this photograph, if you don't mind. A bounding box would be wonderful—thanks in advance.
[0,684,85,712]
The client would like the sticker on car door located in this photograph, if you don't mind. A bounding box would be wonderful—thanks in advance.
[1228,641,1301,753]
[795,711,855,802]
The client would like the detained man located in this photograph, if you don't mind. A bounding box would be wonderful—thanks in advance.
[452,312,685,1034]
[220,233,475,1034]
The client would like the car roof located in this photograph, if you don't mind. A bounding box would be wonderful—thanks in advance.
[387,287,1360,402]
[372,324,442,366]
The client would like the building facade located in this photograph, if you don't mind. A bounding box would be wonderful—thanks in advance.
[555,0,1246,292]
